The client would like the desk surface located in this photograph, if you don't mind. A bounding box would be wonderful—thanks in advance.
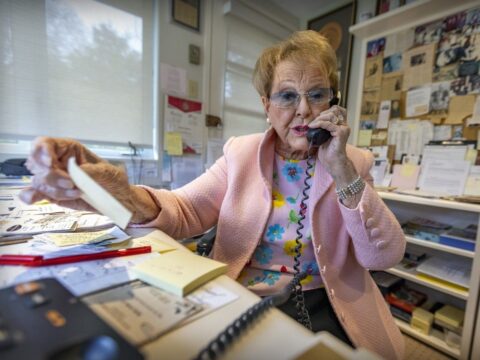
[128,228,376,360]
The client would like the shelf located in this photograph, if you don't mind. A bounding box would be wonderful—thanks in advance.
[378,191,480,213]
[349,0,478,39]
[394,319,460,359]
[405,236,475,259]
[386,268,468,300]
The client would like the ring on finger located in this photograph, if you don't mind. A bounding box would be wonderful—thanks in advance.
[337,113,345,123]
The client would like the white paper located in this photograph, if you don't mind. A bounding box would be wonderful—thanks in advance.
[68,158,132,229]
[422,145,468,164]
[417,256,471,288]
[84,282,201,346]
[181,282,239,325]
[160,63,186,96]
[464,166,480,196]
[406,86,431,117]
[0,253,155,296]
[171,155,204,189]
[433,125,452,141]
[387,120,433,160]
[377,100,391,129]
[370,160,388,186]
[418,159,470,196]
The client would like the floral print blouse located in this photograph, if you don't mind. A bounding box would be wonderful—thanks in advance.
[238,153,323,296]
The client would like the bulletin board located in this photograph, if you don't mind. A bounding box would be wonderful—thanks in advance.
[356,7,480,162]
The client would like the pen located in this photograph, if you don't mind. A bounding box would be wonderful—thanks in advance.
[0,246,152,266]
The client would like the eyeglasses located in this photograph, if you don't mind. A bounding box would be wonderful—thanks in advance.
[269,88,333,108]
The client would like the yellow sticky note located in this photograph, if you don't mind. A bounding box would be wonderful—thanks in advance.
[165,132,183,156]
[466,149,478,164]
[358,130,372,147]
[401,163,416,177]
[109,230,177,253]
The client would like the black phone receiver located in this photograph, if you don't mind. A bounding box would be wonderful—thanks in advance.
[306,93,340,147]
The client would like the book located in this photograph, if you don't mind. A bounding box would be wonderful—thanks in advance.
[439,225,477,251]
[385,285,427,314]
[416,255,471,289]
[133,250,228,297]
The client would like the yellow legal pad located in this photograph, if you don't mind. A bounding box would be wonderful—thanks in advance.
[133,250,227,297]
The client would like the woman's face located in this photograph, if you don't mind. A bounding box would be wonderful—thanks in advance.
[262,60,331,160]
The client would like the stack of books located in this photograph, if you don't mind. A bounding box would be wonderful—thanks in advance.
[402,217,451,243]
[439,224,477,251]
[385,285,427,322]
[416,256,471,290]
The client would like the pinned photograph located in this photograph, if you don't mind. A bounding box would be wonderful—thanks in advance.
[433,64,458,82]
[468,74,480,93]
[367,37,386,58]
[383,53,402,73]
[450,77,469,96]
[360,120,376,130]
[430,81,451,113]
[391,100,401,119]
[414,20,443,46]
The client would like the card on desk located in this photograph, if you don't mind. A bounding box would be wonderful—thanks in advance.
[83,281,201,346]
[133,250,228,297]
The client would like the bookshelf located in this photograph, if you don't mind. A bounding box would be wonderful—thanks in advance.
[395,319,460,358]
[378,191,480,359]
[347,1,480,357]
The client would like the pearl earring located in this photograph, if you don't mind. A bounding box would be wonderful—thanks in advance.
[266,118,270,123]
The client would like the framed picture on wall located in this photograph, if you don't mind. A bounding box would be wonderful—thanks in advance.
[308,2,356,106]
[172,0,200,31]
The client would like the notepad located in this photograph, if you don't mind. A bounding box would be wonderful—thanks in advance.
[68,157,132,229]
[133,250,228,297]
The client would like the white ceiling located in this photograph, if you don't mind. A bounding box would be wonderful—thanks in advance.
[268,0,341,22]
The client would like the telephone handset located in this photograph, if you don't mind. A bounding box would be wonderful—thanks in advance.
[306,94,340,147]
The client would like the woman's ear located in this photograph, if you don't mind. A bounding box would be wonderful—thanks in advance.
[261,96,270,115]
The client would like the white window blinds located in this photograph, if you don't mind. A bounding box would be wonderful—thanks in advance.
[0,0,154,147]
[222,15,279,140]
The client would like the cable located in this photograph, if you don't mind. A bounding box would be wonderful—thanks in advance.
[291,143,316,330]
[193,272,307,360]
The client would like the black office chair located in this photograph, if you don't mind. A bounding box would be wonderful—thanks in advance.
[193,226,217,257]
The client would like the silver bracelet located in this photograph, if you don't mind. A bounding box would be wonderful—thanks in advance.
[335,176,365,200]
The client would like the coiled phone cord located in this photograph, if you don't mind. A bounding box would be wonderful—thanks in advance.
[291,145,315,331]
[194,140,321,360]
[193,272,307,360]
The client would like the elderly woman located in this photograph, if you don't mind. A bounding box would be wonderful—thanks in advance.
[21,31,405,359]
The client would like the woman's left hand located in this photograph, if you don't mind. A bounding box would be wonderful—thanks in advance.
[308,105,351,176]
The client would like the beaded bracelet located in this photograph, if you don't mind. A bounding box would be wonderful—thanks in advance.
[335,176,365,200]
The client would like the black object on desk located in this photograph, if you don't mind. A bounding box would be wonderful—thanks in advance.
[0,278,143,360]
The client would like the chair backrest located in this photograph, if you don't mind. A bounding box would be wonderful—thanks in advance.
[195,226,217,256]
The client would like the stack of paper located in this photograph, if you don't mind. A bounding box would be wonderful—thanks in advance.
[134,250,228,297]
[84,282,201,346]
[416,256,471,289]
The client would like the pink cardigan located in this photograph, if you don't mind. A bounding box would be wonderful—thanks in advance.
[137,128,406,359]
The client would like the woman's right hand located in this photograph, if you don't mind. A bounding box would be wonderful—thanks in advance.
[19,137,132,213]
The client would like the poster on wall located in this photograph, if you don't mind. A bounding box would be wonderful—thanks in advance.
[164,95,203,154]
[307,2,356,106]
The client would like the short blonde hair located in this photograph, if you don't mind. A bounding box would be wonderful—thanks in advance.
[253,30,338,97]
